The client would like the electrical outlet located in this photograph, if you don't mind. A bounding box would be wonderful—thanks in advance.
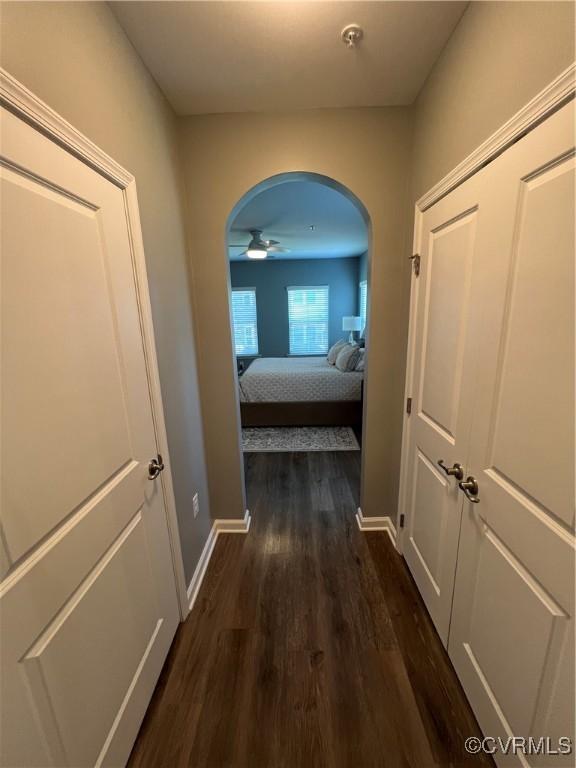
[192,493,200,519]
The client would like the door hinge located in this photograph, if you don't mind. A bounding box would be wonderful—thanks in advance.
[409,253,421,277]
[406,397,412,415]
[399,514,405,529]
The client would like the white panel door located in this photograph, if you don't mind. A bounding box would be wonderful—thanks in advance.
[0,106,179,767]
[403,172,488,644]
[448,103,575,765]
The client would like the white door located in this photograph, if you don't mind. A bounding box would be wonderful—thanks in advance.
[0,105,179,767]
[449,103,575,764]
[402,171,488,644]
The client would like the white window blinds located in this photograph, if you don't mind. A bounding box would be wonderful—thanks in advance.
[359,280,367,332]
[231,288,259,356]
[287,285,329,355]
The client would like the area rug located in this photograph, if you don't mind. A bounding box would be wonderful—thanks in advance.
[242,426,360,452]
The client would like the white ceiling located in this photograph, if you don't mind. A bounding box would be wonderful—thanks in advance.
[111,1,468,115]
[228,180,367,260]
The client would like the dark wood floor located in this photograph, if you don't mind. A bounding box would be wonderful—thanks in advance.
[129,451,492,768]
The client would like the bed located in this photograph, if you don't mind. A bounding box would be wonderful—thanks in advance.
[239,356,364,427]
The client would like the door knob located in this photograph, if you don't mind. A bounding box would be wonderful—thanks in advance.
[459,476,480,503]
[148,454,165,480]
[437,459,464,481]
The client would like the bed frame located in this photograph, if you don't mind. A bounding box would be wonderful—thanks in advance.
[240,383,363,427]
[240,400,362,427]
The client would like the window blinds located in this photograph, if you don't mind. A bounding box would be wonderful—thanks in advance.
[287,285,329,355]
[231,288,259,356]
[359,280,368,332]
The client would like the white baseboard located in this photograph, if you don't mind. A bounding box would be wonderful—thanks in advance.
[186,510,251,612]
[214,508,251,534]
[356,507,397,547]
[186,526,217,612]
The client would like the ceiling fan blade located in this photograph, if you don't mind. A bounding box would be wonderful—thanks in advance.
[264,239,279,246]
[228,244,247,248]
[267,246,290,253]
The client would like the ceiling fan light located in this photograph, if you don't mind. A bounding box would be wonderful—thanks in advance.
[246,247,267,259]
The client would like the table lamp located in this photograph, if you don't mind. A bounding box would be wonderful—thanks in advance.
[342,316,362,344]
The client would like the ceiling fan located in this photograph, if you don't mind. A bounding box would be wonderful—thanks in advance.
[229,229,290,259]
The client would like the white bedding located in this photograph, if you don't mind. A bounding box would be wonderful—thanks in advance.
[239,357,363,402]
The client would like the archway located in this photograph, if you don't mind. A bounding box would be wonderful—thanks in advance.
[225,171,372,517]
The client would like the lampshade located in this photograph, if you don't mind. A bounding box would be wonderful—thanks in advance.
[342,316,362,332]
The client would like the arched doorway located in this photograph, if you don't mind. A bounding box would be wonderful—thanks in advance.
[225,172,372,517]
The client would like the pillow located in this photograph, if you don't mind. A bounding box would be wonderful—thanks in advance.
[327,338,348,365]
[355,349,365,372]
[335,343,362,372]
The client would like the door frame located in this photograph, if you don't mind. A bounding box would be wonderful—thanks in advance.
[396,62,576,555]
[0,67,190,618]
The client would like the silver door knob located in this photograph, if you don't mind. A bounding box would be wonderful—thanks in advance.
[459,476,480,503]
[148,454,165,480]
[437,459,464,481]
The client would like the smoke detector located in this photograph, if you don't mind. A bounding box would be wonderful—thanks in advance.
[341,24,363,49]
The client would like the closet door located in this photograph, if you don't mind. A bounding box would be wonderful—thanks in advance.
[402,171,488,644]
[449,103,575,763]
[1,104,180,767]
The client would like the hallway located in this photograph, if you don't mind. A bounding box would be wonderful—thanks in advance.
[128,451,492,768]
[2,5,574,765]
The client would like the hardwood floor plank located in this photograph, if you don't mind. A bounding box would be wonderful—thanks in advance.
[364,533,494,767]
[128,451,492,768]
[187,628,255,768]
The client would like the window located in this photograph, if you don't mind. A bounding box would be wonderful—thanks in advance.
[359,280,368,332]
[287,285,329,355]
[231,288,259,356]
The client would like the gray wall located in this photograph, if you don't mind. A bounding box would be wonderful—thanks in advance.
[412,1,575,199]
[230,257,361,359]
[0,1,212,586]
[179,108,414,523]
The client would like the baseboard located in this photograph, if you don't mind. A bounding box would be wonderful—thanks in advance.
[186,510,251,612]
[214,508,251,533]
[186,526,218,612]
[356,507,397,547]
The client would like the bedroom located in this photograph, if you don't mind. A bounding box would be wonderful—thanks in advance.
[228,176,369,458]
